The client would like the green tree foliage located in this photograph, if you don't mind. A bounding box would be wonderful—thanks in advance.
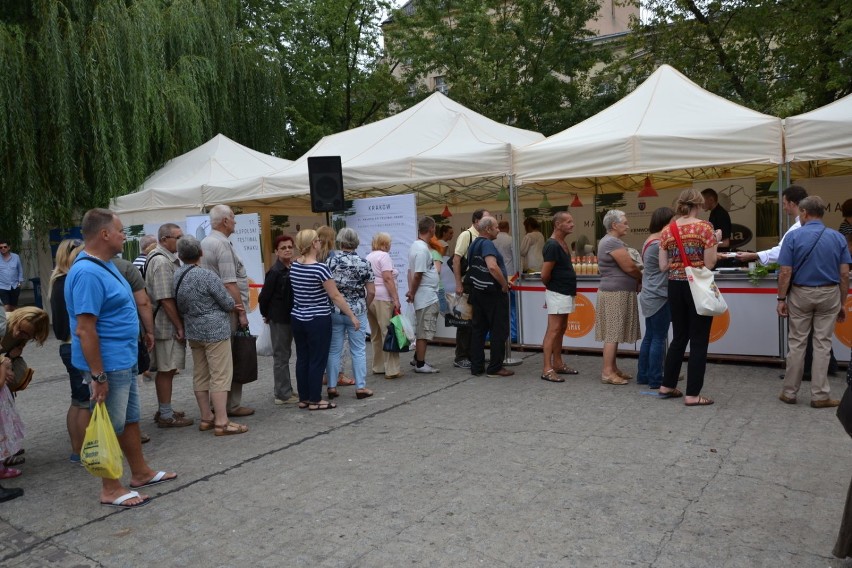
[384,0,606,136]
[251,0,405,157]
[0,0,287,244]
[618,0,852,116]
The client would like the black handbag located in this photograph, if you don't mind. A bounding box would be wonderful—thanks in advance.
[231,327,258,384]
[382,322,408,353]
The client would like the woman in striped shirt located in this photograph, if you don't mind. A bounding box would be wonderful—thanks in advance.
[290,229,360,410]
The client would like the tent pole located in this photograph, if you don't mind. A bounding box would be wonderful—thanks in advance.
[504,174,523,366]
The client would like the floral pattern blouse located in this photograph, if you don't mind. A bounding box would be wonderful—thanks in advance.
[659,220,718,281]
[327,251,374,316]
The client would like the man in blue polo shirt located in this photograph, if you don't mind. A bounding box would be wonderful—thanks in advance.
[66,208,177,508]
[776,196,851,408]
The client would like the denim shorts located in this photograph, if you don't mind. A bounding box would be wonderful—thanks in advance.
[60,343,89,406]
[90,367,140,435]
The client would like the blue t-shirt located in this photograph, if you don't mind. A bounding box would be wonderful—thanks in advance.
[289,261,332,321]
[65,253,139,372]
[778,221,851,286]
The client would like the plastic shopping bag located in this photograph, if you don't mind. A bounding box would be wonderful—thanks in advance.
[389,313,410,350]
[81,402,124,479]
[400,304,417,343]
[256,323,273,357]
[383,322,409,352]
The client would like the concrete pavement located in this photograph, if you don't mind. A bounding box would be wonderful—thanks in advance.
[1,336,851,567]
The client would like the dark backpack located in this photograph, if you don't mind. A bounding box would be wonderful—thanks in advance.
[451,229,474,275]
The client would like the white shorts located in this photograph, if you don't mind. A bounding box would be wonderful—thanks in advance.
[545,290,575,315]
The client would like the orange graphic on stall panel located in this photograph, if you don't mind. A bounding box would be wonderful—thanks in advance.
[564,293,596,338]
[248,278,259,312]
[835,297,852,348]
[708,309,730,343]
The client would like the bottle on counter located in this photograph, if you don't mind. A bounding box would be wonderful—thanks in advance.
[591,255,599,275]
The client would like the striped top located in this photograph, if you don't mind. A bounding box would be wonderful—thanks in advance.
[289,260,332,321]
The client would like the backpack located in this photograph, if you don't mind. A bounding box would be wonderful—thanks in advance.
[451,229,474,275]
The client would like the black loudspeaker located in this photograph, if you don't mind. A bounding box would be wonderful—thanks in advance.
[308,156,344,212]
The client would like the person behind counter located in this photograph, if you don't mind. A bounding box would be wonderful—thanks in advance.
[520,217,544,272]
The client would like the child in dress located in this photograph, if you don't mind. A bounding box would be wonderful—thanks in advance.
[0,355,25,479]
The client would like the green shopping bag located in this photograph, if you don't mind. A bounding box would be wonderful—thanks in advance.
[389,313,410,350]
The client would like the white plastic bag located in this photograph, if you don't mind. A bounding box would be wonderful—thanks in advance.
[256,322,273,357]
[400,304,417,343]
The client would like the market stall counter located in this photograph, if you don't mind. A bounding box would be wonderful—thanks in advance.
[514,271,785,360]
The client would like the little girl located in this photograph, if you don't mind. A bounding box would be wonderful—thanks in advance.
[0,355,25,479]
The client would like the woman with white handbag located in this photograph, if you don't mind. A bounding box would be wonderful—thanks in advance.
[658,188,722,407]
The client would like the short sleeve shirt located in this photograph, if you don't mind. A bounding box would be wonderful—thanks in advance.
[328,251,374,316]
[366,250,397,302]
[542,238,576,296]
[65,253,139,372]
[659,220,717,281]
[289,261,332,321]
[467,237,506,292]
[145,245,181,339]
[598,235,637,292]
[453,227,479,258]
[409,239,439,310]
[201,230,249,306]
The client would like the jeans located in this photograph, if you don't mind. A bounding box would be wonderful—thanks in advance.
[292,315,332,403]
[270,321,294,399]
[662,280,713,397]
[469,290,510,374]
[637,304,671,388]
[327,311,368,389]
[90,367,140,435]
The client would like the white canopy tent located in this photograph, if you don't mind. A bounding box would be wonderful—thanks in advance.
[785,93,852,179]
[514,64,784,194]
[111,134,292,225]
[203,92,544,209]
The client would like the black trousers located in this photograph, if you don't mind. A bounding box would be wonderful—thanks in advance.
[469,289,510,374]
[662,280,713,397]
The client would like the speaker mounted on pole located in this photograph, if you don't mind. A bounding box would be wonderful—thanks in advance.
[308,156,345,212]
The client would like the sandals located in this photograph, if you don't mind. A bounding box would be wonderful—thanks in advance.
[198,419,215,432]
[298,402,310,409]
[0,467,22,479]
[337,375,355,386]
[327,388,339,399]
[555,365,579,375]
[601,374,629,385]
[4,454,25,467]
[658,388,683,399]
[356,389,374,399]
[540,370,565,383]
[214,421,248,436]
[685,396,714,407]
[614,370,633,380]
[308,401,338,411]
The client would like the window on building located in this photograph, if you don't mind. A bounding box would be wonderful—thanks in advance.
[435,76,448,95]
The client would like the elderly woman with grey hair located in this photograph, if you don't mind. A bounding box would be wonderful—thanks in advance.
[595,209,642,385]
[174,236,247,436]
[325,228,375,399]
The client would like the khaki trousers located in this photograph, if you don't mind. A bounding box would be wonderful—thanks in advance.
[367,300,400,376]
[782,285,840,401]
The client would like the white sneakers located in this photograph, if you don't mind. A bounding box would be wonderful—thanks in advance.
[414,363,440,374]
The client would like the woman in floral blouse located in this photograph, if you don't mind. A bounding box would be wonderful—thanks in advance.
[326,228,375,400]
[658,188,721,407]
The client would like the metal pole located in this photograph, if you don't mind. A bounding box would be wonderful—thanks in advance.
[504,174,523,366]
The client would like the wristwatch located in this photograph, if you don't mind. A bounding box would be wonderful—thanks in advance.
[90,372,108,384]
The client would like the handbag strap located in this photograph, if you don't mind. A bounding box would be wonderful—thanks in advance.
[75,256,125,284]
[641,238,659,259]
[668,222,693,268]
[792,226,826,279]
[174,265,196,300]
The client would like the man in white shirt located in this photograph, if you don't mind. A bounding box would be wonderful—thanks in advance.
[737,185,807,265]
[407,216,440,374]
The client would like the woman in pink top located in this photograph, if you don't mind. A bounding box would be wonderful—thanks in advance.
[366,233,403,379]
[658,188,721,406]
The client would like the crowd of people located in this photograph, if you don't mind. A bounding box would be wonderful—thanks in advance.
[0,188,848,513]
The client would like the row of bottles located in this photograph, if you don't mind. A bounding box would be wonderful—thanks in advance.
[573,255,599,275]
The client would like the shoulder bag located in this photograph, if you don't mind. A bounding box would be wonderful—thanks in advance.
[669,222,727,317]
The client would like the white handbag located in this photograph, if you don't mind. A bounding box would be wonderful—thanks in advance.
[669,222,727,317]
